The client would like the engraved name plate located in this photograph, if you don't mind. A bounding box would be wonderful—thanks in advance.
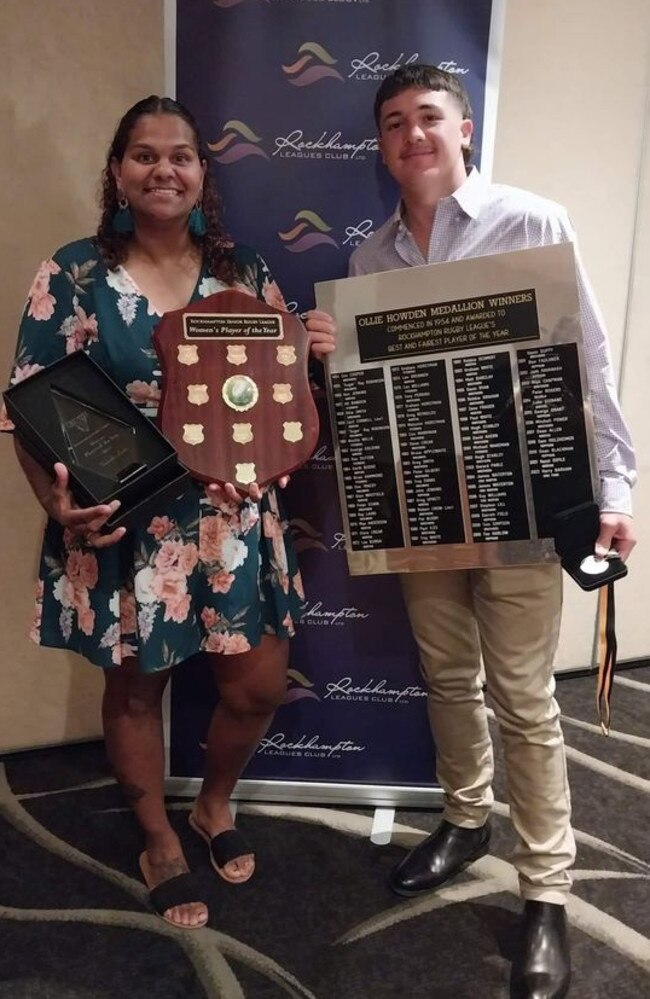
[316,244,599,575]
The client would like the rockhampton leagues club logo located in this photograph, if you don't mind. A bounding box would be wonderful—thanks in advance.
[301,600,370,627]
[305,442,336,471]
[323,676,427,705]
[282,42,344,86]
[348,52,469,80]
[289,511,347,553]
[281,42,468,83]
[283,657,425,707]
[278,211,375,252]
[256,731,366,759]
[207,122,377,166]
[273,128,377,162]
[207,120,269,163]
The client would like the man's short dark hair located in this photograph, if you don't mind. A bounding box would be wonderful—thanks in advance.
[374,64,474,165]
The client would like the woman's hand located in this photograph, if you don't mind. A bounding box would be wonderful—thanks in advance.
[206,475,290,506]
[45,463,126,548]
[303,309,336,361]
[15,441,126,547]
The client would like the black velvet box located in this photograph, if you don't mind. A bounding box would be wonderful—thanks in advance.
[552,501,627,591]
[4,351,190,530]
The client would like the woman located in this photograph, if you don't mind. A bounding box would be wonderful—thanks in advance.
[5,96,336,929]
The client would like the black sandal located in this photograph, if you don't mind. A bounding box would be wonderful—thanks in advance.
[139,852,209,929]
[189,812,255,884]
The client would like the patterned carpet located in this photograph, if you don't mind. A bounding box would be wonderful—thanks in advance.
[0,667,649,998]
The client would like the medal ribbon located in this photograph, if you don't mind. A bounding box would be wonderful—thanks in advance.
[596,579,617,735]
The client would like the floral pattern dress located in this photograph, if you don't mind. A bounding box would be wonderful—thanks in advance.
[3,238,305,672]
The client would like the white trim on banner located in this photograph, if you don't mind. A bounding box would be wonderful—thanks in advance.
[164,0,177,98]
[481,0,507,180]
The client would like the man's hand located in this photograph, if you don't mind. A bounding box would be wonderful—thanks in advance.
[303,309,336,361]
[595,512,636,562]
[47,463,126,548]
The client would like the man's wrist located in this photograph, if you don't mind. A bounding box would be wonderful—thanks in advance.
[599,476,633,517]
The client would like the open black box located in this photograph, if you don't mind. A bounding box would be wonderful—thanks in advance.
[551,501,627,591]
[4,351,190,530]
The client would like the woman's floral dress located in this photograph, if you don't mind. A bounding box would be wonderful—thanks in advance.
[3,238,305,672]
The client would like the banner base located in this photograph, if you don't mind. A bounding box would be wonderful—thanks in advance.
[165,777,443,809]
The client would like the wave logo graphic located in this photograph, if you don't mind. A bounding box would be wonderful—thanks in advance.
[278,210,339,253]
[282,42,344,87]
[207,121,268,164]
[284,668,321,705]
[289,517,328,553]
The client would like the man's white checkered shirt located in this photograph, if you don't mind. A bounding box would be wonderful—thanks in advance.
[349,168,636,515]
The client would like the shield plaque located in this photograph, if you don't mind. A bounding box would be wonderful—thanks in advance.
[153,290,319,491]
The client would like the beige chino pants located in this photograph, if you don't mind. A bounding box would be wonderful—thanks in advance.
[400,563,575,905]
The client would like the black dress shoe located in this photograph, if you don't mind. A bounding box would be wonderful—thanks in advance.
[512,901,571,999]
[389,819,491,897]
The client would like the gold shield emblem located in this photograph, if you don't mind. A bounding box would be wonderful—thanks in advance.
[187,384,209,405]
[227,344,248,365]
[276,345,297,366]
[182,423,205,445]
[232,422,254,444]
[177,344,199,366]
[283,421,303,442]
[235,462,256,485]
[272,383,293,404]
[222,374,259,412]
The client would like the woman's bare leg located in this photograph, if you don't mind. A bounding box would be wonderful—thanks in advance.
[103,657,207,927]
[191,635,289,881]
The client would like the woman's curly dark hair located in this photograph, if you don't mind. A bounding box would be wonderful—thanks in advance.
[96,95,237,284]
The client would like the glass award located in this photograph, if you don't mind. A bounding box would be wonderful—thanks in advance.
[51,387,146,484]
[3,350,190,530]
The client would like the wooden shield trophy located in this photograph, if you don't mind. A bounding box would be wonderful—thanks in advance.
[153,290,319,493]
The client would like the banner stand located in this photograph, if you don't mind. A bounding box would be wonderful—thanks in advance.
[164,0,504,809]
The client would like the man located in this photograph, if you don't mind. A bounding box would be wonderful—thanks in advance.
[349,65,636,999]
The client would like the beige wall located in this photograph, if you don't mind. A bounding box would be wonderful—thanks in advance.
[0,0,164,751]
[493,0,650,669]
[615,87,650,654]
[0,0,647,750]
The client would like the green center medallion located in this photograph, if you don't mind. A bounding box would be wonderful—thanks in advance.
[222,374,259,412]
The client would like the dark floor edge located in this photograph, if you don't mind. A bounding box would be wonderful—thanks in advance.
[555,656,650,682]
[0,736,104,763]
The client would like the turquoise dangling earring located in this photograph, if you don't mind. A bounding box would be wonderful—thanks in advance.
[111,194,134,234]
[189,200,207,237]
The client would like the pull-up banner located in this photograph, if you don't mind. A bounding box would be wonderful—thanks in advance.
[166,0,503,802]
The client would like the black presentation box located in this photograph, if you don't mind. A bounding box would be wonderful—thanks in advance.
[4,351,190,530]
